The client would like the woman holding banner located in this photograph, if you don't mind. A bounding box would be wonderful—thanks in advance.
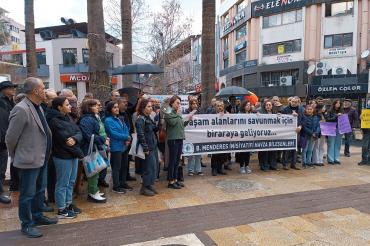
[258,100,279,171]
[324,99,343,165]
[185,99,203,176]
[164,96,193,189]
[211,100,229,176]
[236,101,254,174]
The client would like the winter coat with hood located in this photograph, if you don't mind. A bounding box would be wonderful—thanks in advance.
[47,109,84,159]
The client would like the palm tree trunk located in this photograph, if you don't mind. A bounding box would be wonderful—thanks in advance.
[25,0,37,77]
[87,0,111,102]
[121,0,133,88]
[201,0,216,110]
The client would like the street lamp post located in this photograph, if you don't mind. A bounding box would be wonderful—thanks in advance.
[159,32,166,94]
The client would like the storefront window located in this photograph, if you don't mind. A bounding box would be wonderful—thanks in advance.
[82,48,89,64]
[263,9,302,28]
[263,39,301,56]
[36,51,46,66]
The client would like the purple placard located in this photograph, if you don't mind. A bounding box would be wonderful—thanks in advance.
[320,122,337,136]
[338,114,352,134]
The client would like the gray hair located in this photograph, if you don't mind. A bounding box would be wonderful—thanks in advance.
[60,88,74,97]
[23,77,42,94]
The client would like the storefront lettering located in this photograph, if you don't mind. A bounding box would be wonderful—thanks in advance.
[317,85,361,93]
[252,0,306,17]
[328,48,347,56]
[276,55,292,63]
[69,74,89,82]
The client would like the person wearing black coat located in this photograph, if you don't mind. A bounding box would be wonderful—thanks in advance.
[48,97,84,219]
[135,99,159,196]
[0,80,17,204]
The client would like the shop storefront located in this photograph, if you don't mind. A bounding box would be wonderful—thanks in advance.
[60,73,118,101]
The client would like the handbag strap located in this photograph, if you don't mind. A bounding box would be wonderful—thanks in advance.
[88,134,95,155]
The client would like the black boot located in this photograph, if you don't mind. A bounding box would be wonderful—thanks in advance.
[212,169,217,176]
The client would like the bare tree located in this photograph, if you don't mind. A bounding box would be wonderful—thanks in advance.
[201,0,216,109]
[0,10,10,46]
[87,0,111,101]
[104,0,149,56]
[147,0,192,94]
[25,0,37,77]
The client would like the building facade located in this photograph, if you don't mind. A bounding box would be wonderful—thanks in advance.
[0,22,149,100]
[0,7,25,49]
[218,0,370,101]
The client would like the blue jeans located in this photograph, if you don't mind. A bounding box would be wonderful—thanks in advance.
[343,132,353,156]
[18,163,47,228]
[187,155,201,173]
[302,137,315,166]
[327,129,342,163]
[53,157,78,210]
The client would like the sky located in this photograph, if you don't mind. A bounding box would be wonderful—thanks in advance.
[1,0,210,58]
[1,0,204,33]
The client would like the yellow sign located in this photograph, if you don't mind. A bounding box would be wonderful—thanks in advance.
[361,109,370,129]
[278,44,285,54]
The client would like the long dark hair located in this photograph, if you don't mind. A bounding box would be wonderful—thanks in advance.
[105,101,118,117]
[260,100,276,114]
[240,100,252,113]
[137,99,150,116]
[330,99,342,113]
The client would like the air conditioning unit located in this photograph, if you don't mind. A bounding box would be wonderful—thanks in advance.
[315,62,328,76]
[279,76,293,86]
[333,66,345,75]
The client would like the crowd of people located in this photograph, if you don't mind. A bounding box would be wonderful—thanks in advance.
[0,77,369,238]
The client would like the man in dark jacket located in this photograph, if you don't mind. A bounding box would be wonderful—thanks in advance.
[343,99,359,157]
[0,81,17,204]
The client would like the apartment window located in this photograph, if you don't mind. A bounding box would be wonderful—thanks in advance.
[235,50,246,64]
[82,48,89,64]
[235,26,246,40]
[263,39,301,56]
[224,13,230,25]
[324,33,353,48]
[223,58,229,69]
[36,52,46,66]
[223,37,229,50]
[263,9,302,28]
[261,69,299,87]
[62,48,77,66]
[325,1,354,17]
[237,0,246,13]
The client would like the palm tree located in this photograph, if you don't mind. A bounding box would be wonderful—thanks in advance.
[201,0,216,110]
[121,0,133,87]
[87,0,111,101]
[25,0,37,77]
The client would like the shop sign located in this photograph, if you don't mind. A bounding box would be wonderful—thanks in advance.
[223,10,246,33]
[310,83,368,95]
[234,41,247,52]
[276,55,292,63]
[219,59,258,77]
[252,0,306,17]
[278,45,285,54]
[60,74,118,84]
[327,48,347,56]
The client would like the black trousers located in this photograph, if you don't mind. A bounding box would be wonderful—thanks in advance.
[282,150,297,167]
[237,152,250,167]
[258,151,277,170]
[211,154,227,171]
[167,139,183,182]
[110,151,128,189]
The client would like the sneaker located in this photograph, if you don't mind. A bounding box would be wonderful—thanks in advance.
[358,161,370,166]
[240,167,246,174]
[246,166,252,174]
[112,187,126,194]
[140,187,155,196]
[57,208,76,219]
[167,183,181,189]
[0,194,11,204]
[87,192,107,203]
[188,172,194,176]
[197,172,204,176]
[21,226,43,238]
[68,204,82,214]
[121,183,133,191]
[147,185,158,194]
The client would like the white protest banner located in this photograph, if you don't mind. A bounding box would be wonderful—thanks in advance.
[150,95,189,113]
[182,114,297,156]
